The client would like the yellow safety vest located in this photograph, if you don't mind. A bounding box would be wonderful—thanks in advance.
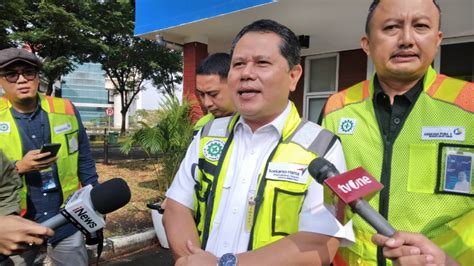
[193,113,215,132]
[322,66,474,265]
[0,94,80,215]
[194,102,339,250]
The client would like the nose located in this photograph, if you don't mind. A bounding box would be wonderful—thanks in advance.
[241,63,256,80]
[399,25,414,49]
[16,73,29,83]
[203,95,213,109]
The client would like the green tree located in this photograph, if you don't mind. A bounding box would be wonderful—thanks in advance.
[90,0,182,134]
[6,0,98,95]
[0,1,26,49]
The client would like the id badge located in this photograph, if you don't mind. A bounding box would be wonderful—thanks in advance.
[40,169,59,192]
[245,192,256,233]
[438,144,473,195]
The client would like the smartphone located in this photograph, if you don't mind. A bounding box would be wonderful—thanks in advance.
[40,143,62,159]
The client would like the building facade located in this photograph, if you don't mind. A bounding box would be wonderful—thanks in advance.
[134,0,474,123]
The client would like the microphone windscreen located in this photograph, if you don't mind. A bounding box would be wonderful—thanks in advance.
[90,178,131,214]
[308,157,340,184]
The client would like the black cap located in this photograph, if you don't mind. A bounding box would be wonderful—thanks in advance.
[0,48,43,69]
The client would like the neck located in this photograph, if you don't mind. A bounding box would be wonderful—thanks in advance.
[11,97,38,113]
[377,76,423,105]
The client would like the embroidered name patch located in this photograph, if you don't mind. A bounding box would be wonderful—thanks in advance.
[0,122,10,133]
[54,123,72,134]
[266,162,308,184]
[422,127,465,141]
[338,118,356,135]
[203,139,225,161]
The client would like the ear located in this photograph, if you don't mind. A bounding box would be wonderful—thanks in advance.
[361,36,370,56]
[435,30,443,51]
[289,64,303,92]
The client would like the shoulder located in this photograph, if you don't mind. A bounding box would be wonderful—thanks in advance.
[201,114,237,138]
[426,75,473,113]
[323,80,370,117]
[291,120,339,158]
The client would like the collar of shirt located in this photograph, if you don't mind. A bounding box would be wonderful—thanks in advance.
[234,101,292,136]
[373,75,424,107]
[11,99,43,120]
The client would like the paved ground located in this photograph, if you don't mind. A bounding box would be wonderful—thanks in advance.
[103,246,174,266]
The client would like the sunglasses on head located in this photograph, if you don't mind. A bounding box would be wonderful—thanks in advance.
[0,69,38,83]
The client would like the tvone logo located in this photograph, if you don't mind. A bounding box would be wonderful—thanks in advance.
[72,206,98,228]
[337,176,372,193]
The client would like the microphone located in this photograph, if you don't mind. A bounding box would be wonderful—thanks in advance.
[308,158,396,237]
[41,178,131,234]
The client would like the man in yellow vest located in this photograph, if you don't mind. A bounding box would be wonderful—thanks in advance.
[193,53,235,134]
[321,0,473,265]
[0,47,99,265]
[164,19,354,266]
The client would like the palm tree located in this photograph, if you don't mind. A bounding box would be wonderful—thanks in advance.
[121,96,194,191]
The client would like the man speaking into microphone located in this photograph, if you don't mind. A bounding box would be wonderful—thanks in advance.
[164,19,354,266]
[320,0,473,265]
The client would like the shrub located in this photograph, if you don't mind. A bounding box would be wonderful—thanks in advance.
[121,95,194,191]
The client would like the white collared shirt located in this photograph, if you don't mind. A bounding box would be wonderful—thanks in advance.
[167,102,354,256]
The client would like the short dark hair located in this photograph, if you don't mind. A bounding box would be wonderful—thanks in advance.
[196,53,231,80]
[365,0,441,34]
[230,19,300,70]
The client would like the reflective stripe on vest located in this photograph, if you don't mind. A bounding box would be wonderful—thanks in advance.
[193,113,215,132]
[194,102,338,250]
[0,94,80,215]
[322,66,474,266]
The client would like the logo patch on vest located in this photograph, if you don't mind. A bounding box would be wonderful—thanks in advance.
[0,122,10,133]
[266,162,308,184]
[421,127,465,141]
[54,123,72,134]
[203,139,225,161]
[338,118,356,135]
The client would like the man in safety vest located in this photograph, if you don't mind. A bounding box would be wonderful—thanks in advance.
[0,47,99,265]
[321,0,473,265]
[193,53,235,134]
[164,19,354,266]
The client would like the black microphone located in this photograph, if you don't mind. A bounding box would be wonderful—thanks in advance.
[308,158,396,237]
[41,178,131,234]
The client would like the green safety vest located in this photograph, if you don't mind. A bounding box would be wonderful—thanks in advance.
[193,102,339,250]
[0,94,80,216]
[322,66,474,265]
[193,113,215,134]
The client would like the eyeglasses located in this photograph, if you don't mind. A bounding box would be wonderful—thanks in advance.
[0,69,38,83]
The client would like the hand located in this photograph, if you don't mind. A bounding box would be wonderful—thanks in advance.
[175,240,218,266]
[15,149,58,174]
[372,231,460,266]
[0,215,54,255]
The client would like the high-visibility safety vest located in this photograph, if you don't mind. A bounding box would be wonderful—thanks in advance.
[0,94,80,216]
[193,113,215,133]
[322,66,474,266]
[194,102,338,250]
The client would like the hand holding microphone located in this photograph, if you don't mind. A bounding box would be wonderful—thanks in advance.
[0,216,54,256]
[308,157,396,236]
[41,177,131,233]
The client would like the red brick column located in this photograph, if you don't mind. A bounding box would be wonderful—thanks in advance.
[183,42,208,123]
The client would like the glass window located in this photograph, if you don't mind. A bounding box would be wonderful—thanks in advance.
[440,42,473,82]
[304,53,339,123]
[309,56,337,93]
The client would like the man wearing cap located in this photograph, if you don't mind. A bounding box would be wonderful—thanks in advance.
[0,47,98,265]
